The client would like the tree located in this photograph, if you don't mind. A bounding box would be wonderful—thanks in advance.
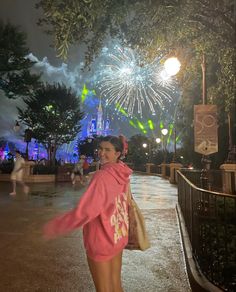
[0,21,41,99]
[36,0,235,164]
[17,83,84,165]
[35,0,137,65]
[126,134,149,166]
[36,0,235,110]
[78,136,99,159]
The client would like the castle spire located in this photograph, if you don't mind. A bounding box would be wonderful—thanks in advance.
[96,97,103,135]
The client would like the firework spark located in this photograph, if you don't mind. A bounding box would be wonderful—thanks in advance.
[96,45,177,117]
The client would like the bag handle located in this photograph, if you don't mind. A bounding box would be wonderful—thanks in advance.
[126,183,132,205]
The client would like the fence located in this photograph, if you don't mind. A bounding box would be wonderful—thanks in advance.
[177,171,236,291]
[180,168,236,195]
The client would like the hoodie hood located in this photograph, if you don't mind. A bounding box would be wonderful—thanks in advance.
[100,161,132,185]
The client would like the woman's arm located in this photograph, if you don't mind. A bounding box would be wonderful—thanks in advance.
[43,172,109,239]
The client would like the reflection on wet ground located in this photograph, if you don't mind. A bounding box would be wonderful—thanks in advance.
[0,174,191,291]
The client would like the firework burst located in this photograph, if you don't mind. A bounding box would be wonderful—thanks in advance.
[96,45,177,117]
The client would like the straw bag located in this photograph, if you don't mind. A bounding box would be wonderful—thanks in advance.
[125,185,150,251]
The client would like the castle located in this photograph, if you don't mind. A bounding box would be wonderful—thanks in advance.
[86,99,111,137]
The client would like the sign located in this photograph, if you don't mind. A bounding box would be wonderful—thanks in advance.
[194,105,218,155]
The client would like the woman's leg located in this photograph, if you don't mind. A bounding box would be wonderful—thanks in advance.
[111,251,123,292]
[9,180,17,195]
[87,256,112,292]
[87,251,123,292]
[18,180,30,194]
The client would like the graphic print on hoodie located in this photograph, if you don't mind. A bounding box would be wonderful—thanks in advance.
[43,161,133,261]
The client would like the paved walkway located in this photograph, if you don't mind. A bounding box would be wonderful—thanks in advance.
[0,174,191,292]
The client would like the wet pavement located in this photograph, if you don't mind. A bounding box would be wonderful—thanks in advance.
[0,174,191,292]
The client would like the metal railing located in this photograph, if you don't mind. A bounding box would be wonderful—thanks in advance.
[180,168,236,195]
[177,171,236,291]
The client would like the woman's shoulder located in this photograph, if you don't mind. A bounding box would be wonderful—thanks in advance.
[91,168,114,181]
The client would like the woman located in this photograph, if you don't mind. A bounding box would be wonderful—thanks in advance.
[9,150,30,196]
[71,155,86,185]
[43,135,132,292]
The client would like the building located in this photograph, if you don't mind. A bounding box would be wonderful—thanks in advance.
[87,99,111,137]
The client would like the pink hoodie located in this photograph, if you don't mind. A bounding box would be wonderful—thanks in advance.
[43,161,132,261]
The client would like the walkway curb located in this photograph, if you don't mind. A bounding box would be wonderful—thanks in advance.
[176,204,223,292]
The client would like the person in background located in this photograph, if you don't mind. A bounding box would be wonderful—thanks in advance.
[82,155,90,178]
[9,150,29,196]
[43,135,132,292]
[71,154,86,185]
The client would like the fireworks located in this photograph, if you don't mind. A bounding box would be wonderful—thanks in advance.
[96,45,177,117]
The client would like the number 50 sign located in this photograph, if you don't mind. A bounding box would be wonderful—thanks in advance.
[194,105,218,155]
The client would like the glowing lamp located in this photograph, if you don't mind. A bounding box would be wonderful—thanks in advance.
[142,143,147,148]
[164,57,181,76]
[156,138,161,144]
[161,128,168,136]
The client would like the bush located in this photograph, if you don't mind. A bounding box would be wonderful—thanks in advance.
[32,165,57,174]
[0,162,14,174]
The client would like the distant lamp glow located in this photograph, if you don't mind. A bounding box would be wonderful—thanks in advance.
[143,143,147,148]
[156,138,161,144]
[164,57,181,76]
[161,128,168,136]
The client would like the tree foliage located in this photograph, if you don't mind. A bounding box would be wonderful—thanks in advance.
[36,0,235,107]
[0,21,41,99]
[126,134,150,166]
[36,0,137,65]
[17,83,84,164]
[36,0,235,164]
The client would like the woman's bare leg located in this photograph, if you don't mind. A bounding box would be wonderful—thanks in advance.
[111,251,123,292]
[87,251,123,292]
[9,180,17,195]
[18,180,30,194]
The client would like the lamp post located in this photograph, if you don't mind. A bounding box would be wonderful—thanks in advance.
[162,57,181,164]
[155,137,161,166]
[142,142,149,162]
[13,121,33,161]
[172,127,177,163]
[200,54,212,189]
[24,128,33,160]
[161,128,168,163]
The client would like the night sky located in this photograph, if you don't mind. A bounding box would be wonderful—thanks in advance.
[0,0,179,149]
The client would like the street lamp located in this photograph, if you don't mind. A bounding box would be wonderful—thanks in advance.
[161,128,168,163]
[142,143,150,162]
[24,128,33,160]
[13,121,33,160]
[172,127,177,163]
[164,57,181,77]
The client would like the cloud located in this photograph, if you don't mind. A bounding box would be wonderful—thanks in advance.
[27,53,84,91]
[0,93,26,142]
